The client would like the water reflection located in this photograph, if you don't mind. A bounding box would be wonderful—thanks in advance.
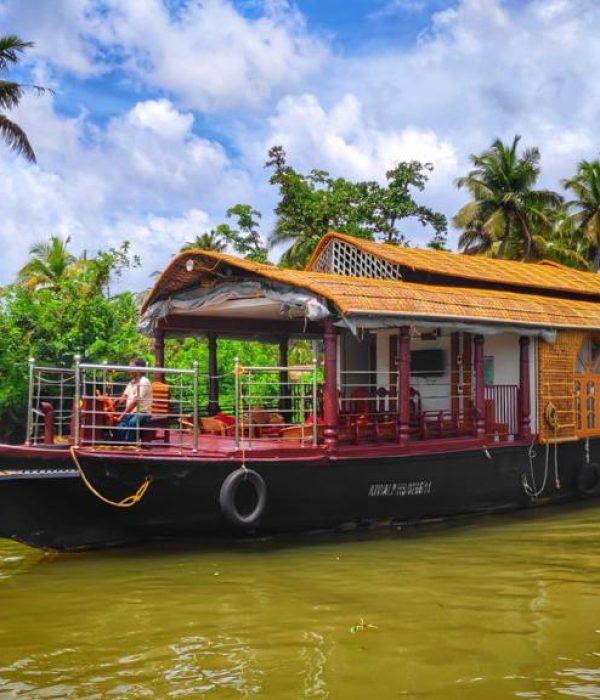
[0,503,599,698]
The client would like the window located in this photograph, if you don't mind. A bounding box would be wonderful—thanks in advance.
[574,335,600,436]
[484,356,494,385]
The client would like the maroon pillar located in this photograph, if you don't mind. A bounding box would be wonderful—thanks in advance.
[397,326,411,446]
[154,329,165,381]
[474,334,486,439]
[278,337,291,415]
[450,331,460,418]
[323,318,338,450]
[519,336,531,439]
[207,332,220,416]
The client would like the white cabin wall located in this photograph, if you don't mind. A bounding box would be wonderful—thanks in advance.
[483,333,519,386]
[375,329,451,412]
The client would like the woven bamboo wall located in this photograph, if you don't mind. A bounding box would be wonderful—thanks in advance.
[537,330,585,441]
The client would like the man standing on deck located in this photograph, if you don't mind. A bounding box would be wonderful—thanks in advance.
[116,358,153,442]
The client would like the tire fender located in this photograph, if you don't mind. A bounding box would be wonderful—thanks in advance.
[219,468,267,526]
[576,462,600,496]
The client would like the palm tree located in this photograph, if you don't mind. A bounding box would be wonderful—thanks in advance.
[454,135,563,260]
[532,205,590,270]
[563,160,600,270]
[17,235,78,290]
[180,230,227,253]
[0,35,50,163]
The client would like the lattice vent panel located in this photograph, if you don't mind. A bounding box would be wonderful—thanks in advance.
[312,239,403,280]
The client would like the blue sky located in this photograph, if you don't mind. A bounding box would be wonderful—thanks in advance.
[1,0,599,291]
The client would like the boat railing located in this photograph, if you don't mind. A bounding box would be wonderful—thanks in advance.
[26,361,77,445]
[25,358,204,452]
[76,359,200,451]
[233,357,321,448]
[338,369,519,442]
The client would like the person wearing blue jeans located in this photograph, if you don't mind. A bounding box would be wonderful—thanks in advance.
[116,358,153,443]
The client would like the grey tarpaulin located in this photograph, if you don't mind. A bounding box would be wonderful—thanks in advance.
[138,279,331,336]
[337,314,557,343]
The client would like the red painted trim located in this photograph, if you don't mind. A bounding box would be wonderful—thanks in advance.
[450,332,459,416]
[0,435,536,466]
[474,334,485,438]
[207,332,219,415]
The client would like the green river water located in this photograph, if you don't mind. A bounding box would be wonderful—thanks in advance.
[0,504,599,699]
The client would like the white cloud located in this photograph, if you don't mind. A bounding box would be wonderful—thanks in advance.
[0,93,252,288]
[257,93,457,183]
[1,0,328,111]
[0,0,104,77]
[4,0,600,271]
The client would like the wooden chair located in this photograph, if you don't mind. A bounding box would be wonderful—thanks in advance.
[144,380,171,443]
[279,424,323,444]
[199,416,230,436]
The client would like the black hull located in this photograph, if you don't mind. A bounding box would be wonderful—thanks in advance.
[0,439,598,551]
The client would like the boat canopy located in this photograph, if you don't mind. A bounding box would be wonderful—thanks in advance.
[140,238,600,340]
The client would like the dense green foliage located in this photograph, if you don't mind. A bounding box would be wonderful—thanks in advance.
[0,281,148,440]
[265,146,447,267]
[180,146,447,268]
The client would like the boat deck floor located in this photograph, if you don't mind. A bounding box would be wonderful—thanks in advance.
[8,433,525,463]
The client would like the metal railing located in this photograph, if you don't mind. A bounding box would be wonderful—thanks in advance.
[484,384,519,441]
[26,360,77,445]
[25,357,201,451]
[76,359,200,451]
[233,358,320,448]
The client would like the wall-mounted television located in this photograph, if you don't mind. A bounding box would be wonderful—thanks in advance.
[410,349,445,377]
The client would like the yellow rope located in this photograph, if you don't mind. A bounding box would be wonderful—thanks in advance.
[69,446,151,508]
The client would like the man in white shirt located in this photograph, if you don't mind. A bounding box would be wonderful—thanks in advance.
[116,358,153,442]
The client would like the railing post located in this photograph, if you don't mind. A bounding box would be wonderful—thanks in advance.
[25,357,35,445]
[474,335,486,439]
[192,360,199,452]
[397,326,411,447]
[74,354,81,448]
[323,318,338,450]
[312,355,318,447]
[234,357,240,448]
[519,336,531,440]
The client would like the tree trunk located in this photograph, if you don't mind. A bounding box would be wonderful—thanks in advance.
[592,245,600,271]
[515,208,533,260]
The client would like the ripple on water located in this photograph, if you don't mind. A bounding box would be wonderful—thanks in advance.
[0,502,599,698]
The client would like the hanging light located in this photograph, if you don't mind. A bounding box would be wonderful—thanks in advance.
[185,258,195,272]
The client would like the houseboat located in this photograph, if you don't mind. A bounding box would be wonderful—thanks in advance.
[1,231,599,551]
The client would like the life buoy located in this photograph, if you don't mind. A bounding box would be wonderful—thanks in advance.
[576,462,600,496]
[219,468,267,526]
[544,402,558,429]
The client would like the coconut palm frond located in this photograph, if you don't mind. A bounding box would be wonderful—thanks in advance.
[0,113,35,162]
